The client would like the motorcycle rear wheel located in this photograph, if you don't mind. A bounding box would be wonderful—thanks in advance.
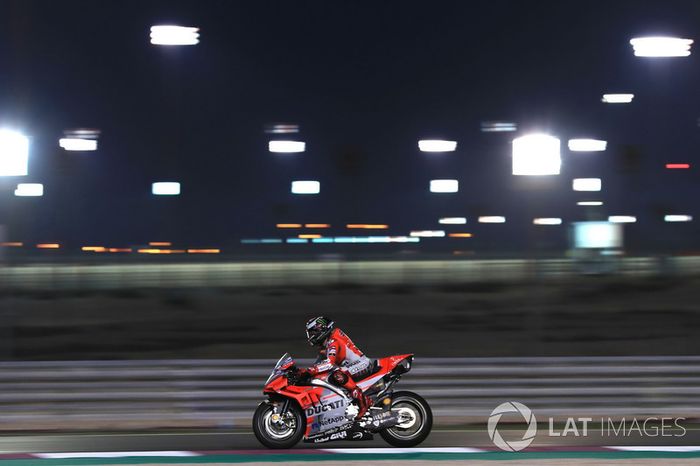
[252,401,305,449]
[379,391,432,447]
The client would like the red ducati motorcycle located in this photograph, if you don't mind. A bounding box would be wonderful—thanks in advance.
[253,353,432,448]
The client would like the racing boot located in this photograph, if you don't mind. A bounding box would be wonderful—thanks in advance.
[351,388,371,420]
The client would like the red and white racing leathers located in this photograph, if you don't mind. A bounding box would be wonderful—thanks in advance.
[305,328,372,418]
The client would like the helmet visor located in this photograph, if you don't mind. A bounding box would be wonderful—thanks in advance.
[306,321,326,345]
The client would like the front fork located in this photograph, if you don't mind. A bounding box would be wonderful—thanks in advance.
[275,399,290,417]
[269,398,295,429]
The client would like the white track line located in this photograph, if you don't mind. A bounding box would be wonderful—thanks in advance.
[34,451,200,459]
[322,447,485,454]
[609,446,700,452]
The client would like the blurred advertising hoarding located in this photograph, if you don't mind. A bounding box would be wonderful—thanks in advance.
[572,221,623,249]
[0,225,5,261]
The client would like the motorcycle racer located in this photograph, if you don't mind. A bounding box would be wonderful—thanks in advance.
[298,316,372,419]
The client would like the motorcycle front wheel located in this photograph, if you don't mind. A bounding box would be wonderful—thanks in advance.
[252,401,306,449]
[379,391,433,447]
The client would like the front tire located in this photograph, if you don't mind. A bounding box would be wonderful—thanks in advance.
[252,401,305,449]
[380,391,432,447]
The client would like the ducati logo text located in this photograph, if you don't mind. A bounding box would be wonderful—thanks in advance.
[306,400,344,416]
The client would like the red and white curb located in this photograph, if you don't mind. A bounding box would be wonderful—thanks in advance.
[321,447,486,454]
[0,451,201,460]
[608,446,700,452]
[34,451,201,459]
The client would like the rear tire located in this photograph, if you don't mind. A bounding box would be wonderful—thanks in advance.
[252,401,305,449]
[379,391,432,447]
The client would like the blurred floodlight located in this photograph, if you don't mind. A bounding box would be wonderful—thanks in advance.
[59,138,97,151]
[573,178,601,191]
[602,94,634,104]
[481,121,517,132]
[331,236,421,243]
[630,37,693,57]
[82,246,107,252]
[291,180,320,194]
[150,25,200,45]
[61,129,100,152]
[241,239,282,244]
[269,140,306,153]
[512,134,561,175]
[478,216,506,223]
[665,215,693,222]
[448,233,473,238]
[666,163,690,169]
[439,217,467,224]
[137,248,186,254]
[533,217,562,225]
[14,183,43,197]
[152,182,181,195]
[36,243,60,249]
[0,129,29,176]
[418,140,457,152]
[577,200,604,206]
[334,237,370,243]
[410,230,446,237]
[390,236,420,243]
[346,224,389,229]
[573,221,622,249]
[66,128,100,137]
[568,139,607,152]
[608,215,637,223]
[276,223,302,229]
[373,236,416,243]
[265,123,299,134]
[286,238,308,244]
[330,236,422,243]
[305,223,330,228]
[430,179,459,193]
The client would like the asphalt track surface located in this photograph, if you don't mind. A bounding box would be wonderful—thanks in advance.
[3,428,700,454]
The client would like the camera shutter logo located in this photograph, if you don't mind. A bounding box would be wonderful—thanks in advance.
[487,401,537,452]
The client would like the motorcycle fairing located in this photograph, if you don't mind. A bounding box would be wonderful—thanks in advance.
[263,353,414,439]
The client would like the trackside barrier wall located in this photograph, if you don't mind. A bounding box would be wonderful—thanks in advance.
[0,257,698,290]
[1,356,700,430]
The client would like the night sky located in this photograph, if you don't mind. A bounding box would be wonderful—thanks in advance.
[0,0,699,254]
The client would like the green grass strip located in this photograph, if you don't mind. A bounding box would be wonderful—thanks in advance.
[4,451,700,465]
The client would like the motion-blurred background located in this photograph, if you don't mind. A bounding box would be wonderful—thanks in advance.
[0,0,699,435]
